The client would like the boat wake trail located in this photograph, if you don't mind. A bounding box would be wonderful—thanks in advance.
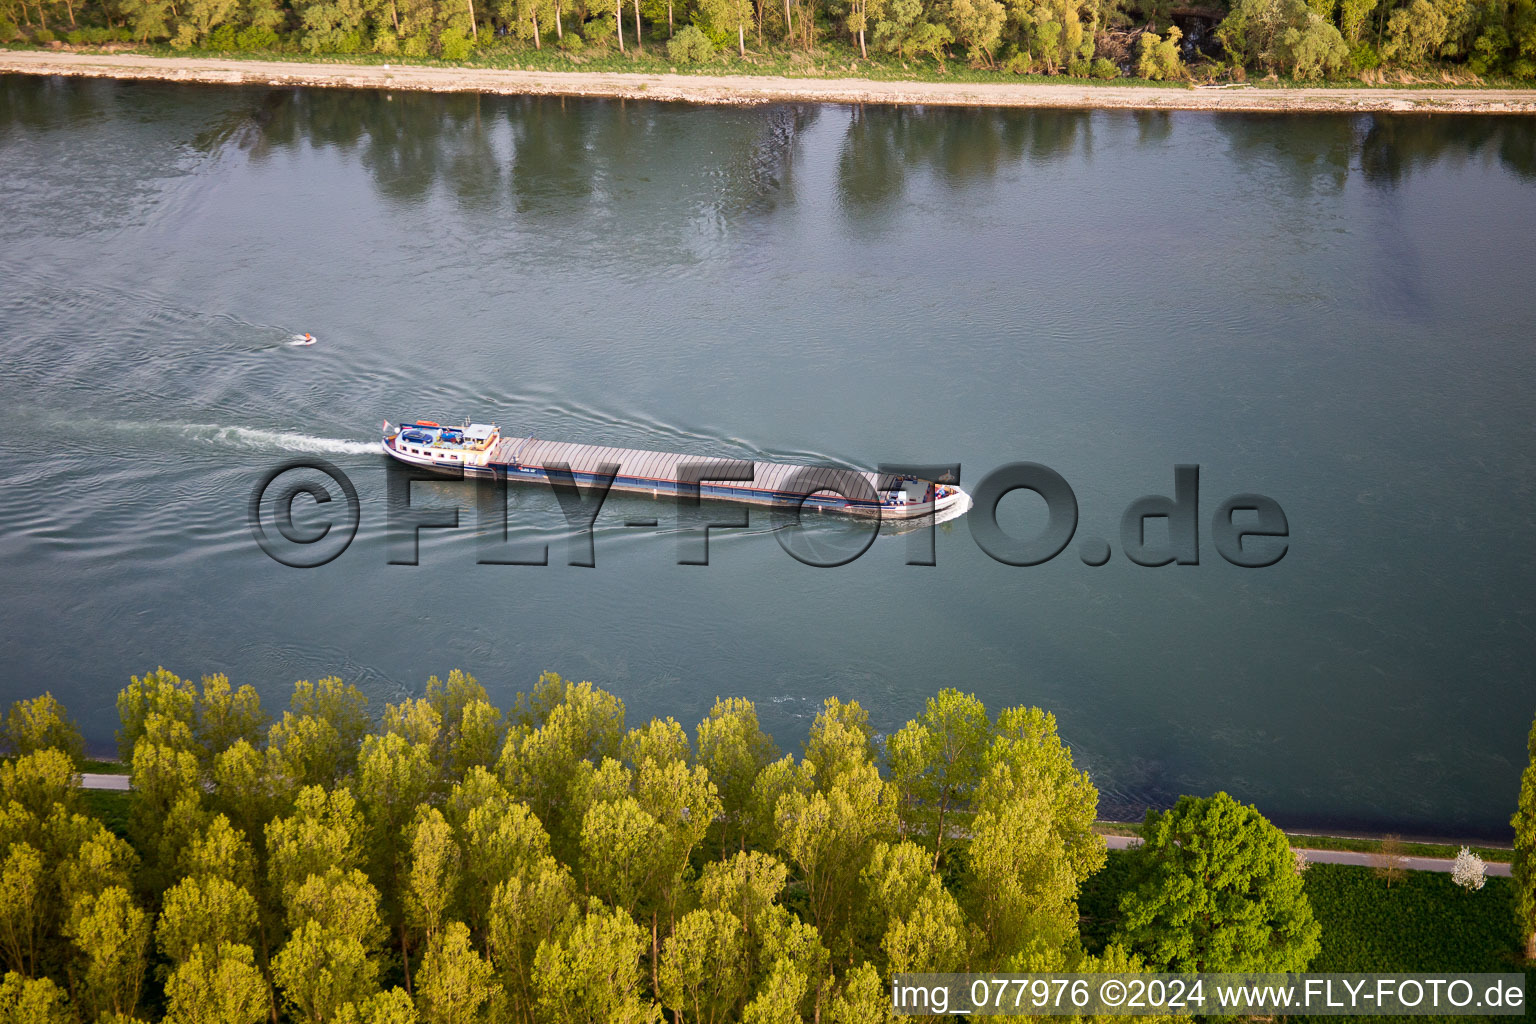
[173,424,378,455]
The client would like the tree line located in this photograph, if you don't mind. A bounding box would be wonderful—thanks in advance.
[2,0,1534,84]
[0,669,1532,1023]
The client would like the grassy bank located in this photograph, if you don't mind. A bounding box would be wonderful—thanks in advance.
[1083,851,1532,1022]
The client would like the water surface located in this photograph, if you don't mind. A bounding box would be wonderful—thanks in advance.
[2,75,1533,836]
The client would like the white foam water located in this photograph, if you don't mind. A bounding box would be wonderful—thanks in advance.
[178,424,378,455]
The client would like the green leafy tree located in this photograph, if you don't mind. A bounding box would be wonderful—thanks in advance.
[156,875,259,963]
[1512,710,1536,960]
[698,850,790,988]
[1114,792,1321,973]
[63,886,150,1021]
[415,921,497,1024]
[802,697,877,788]
[696,698,778,853]
[875,0,956,61]
[485,857,578,1024]
[740,959,807,1024]
[826,961,892,1024]
[1,749,79,825]
[3,694,84,767]
[162,945,269,1024]
[271,920,380,1024]
[580,796,663,914]
[1135,25,1185,77]
[449,701,505,780]
[0,843,45,978]
[658,908,747,1024]
[1339,0,1376,40]
[532,900,660,1024]
[746,754,814,852]
[775,759,897,959]
[634,758,721,978]
[290,678,372,757]
[266,785,367,913]
[498,677,625,864]
[356,732,437,986]
[447,769,552,941]
[0,971,72,1024]
[213,739,289,848]
[1219,0,1347,73]
[887,688,990,867]
[1281,12,1349,76]
[195,675,267,769]
[860,840,967,973]
[116,669,198,762]
[404,807,460,953]
[128,739,201,880]
[621,717,691,772]
[334,988,418,1024]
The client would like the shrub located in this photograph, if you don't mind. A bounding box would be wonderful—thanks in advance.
[1066,55,1090,75]
[582,12,616,45]
[1134,26,1184,79]
[1348,41,1381,68]
[438,24,473,59]
[207,23,238,49]
[235,25,280,49]
[1000,44,1034,72]
[67,29,89,43]
[0,16,19,42]
[109,27,133,41]
[667,23,714,62]
[1091,56,1119,77]
[557,30,584,49]
[402,29,432,56]
[34,28,56,43]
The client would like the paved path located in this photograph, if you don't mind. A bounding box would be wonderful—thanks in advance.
[1103,833,1513,877]
[4,50,1536,114]
[78,772,131,791]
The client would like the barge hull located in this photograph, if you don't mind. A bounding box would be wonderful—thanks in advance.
[384,432,963,519]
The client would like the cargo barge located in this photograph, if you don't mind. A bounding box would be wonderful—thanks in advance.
[383,420,965,520]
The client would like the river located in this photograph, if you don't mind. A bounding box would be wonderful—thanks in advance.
[2,74,1533,837]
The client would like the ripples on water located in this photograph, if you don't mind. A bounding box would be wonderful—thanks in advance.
[1,75,1534,835]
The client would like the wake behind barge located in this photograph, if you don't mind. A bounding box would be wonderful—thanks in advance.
[383,420,965,520]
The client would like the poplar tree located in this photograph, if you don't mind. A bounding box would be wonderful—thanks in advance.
[415,922,497,1024]
[696,698,778,853]
[63,886,150,1021]
[2,694,84,767]
[532,901,659,1024]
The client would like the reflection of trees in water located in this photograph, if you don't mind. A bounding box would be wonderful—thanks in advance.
[836,105,1092,209]
[1209,113,1356,195]
[1210,111,1536,191]
[188,88,818,222]
[0,74,119,131]
[1360,115,1536,186]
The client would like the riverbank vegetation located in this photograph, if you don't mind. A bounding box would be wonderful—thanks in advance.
[1,0,1534,89]
[0,673,1532,1022]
